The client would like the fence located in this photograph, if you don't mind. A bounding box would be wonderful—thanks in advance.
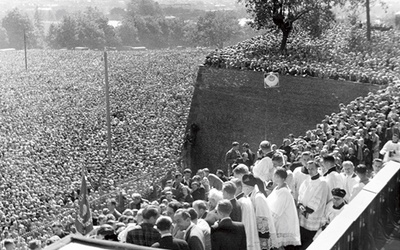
[309,161,400,250]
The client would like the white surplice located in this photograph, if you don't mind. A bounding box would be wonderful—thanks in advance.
[237,195,261,250]
[266,185,301,247]
[250,186,279,250]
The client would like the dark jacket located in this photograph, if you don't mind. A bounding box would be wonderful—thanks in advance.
[229,198,242,222]
[211,218,246,250]
[151,235,190,250]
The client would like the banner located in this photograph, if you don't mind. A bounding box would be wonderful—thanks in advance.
[264,72,280,88]
[75,170,93,235]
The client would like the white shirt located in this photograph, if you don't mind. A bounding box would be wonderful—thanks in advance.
[253,156,274,183]
[324,169,346,200]
[237,195,261,250]
[380,140,400,162]
[298,175,329,231]
[341,173,359,202]
[292,167,309,202]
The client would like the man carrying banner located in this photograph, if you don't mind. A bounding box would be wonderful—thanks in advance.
[75,168,94,235]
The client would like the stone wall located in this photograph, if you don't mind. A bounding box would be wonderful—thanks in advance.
[185,66,381,173]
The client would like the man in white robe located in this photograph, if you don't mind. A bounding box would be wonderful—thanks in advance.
[320,155,345,201]
[340,161,359,202]
[253,141,275,183]
[232,178,261,250]
[314,188,348,239]
[292,152,312,203]
[350,164,370,201]
[298,161,329,250]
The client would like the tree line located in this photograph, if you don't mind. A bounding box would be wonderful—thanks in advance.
[0,0,390,51]
[0,0,255,50]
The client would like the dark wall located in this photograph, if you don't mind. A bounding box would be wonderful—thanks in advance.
[185,66,381,173]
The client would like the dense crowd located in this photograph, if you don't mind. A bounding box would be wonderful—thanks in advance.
[0,49,208,248]
[204,24,400,85]
[1,22,400,250]
[73,79,399,250]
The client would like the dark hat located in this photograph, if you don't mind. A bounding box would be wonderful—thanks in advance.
[242,174,257,187]
[331,188,346,198]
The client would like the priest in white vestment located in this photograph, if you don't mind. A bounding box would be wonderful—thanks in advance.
[243,174,279,250]
[266,168,301,248]
[298,161,329,250]
[232,178,261,250]
[340,161,359,202]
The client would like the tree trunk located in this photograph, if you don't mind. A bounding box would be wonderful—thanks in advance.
[366,0,371,41]
[280,29,290,52]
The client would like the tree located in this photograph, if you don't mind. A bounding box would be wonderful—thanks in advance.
[238,0,343,51]
[117,16,139,46]
[347,0,386,41]
[109,7,126,20]
[2,8,36,49]
[55,9,68,21]
[47,8,121,49]
[127,0,163,17]
[299,7,336,38]
[0,27,9,48]
[33,7,45,48]
[51,15,80,49]
[192,11,240,48]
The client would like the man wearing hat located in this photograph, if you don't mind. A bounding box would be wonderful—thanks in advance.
[225,142,242,176]
[253,140,275,184]
[322,188,347,229]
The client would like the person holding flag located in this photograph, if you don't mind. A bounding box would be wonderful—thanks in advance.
[75,167,94,235]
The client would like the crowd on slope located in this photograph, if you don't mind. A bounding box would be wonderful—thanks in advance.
[0,49,206,249]
[204,24,400,85]
[3,79,399,250]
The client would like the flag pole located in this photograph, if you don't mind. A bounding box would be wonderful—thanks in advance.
[24,29,27,71]
[104,49,112,160]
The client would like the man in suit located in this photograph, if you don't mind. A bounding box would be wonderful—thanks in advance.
[222,181,242,222]
[225,141,242,176]
[211,199,247,250]
[174,209,205,250]
[151,216,189,250]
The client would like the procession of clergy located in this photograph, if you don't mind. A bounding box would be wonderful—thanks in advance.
[216,137,392,250]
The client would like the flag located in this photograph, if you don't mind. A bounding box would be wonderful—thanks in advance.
[75,170,93,235]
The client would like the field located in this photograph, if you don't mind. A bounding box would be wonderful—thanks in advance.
[0,49,208,197]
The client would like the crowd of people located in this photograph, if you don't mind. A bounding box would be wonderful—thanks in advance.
[81,79,399,250]
[2,77,398,249]
[204,24,400,85]
[0,49,208,248]
[1,20,400,250]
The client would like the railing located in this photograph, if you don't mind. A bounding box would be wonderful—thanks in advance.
[309,161,400,250]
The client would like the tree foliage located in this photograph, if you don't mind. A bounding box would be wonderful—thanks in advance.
[127,0,163,17]
[47,8,120,49]
[2,8,36,49]
[191,11,240,48]
[0,26,9,48]
[239,0,343,51]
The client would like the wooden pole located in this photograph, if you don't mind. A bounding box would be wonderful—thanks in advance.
[366,0,371,41]
[24,30,27,70]
[104,49,112,160]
